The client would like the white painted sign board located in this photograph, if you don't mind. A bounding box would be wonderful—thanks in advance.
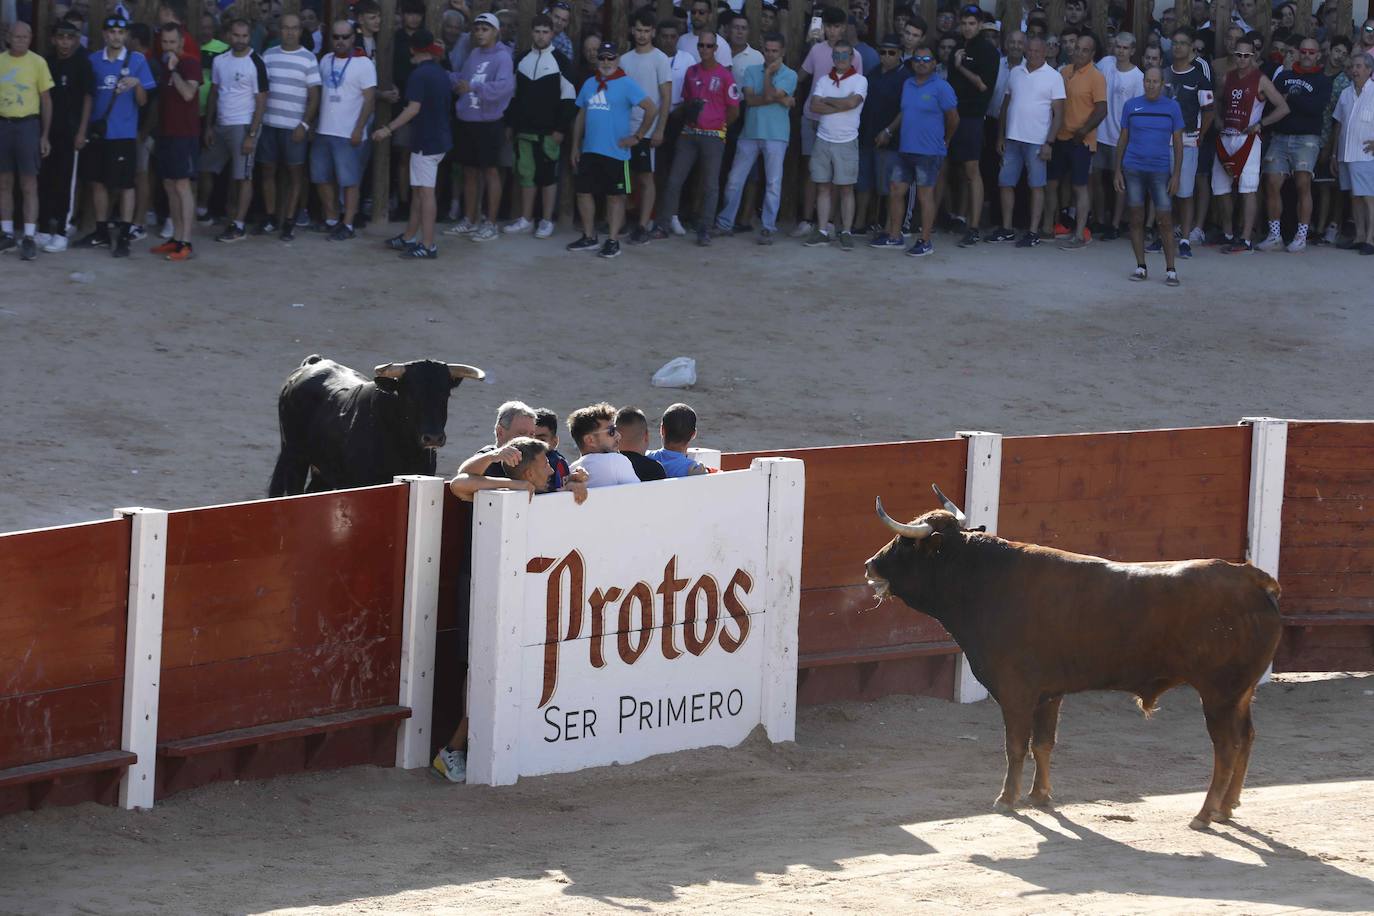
[466,457,804,785]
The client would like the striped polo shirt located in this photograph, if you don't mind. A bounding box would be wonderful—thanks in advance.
[262,45,322,129]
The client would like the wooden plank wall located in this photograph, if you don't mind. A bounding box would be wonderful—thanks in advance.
[1275,421,1374,671]
[0,518,131,814]
[723,440,968,704]
[156,485,410,796]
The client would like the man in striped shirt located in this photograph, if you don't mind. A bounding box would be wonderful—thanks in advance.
[258,13,321,241]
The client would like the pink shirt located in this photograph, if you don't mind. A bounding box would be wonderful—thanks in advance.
[681,61,740,136]
[801,40,865,121]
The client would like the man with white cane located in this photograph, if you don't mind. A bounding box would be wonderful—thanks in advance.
[39,19,92,253]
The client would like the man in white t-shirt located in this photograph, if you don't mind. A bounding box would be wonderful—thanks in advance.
[310,19,377,240]
[725,14,762,81]
[677,0,732,67]
[202,19,268,242]
[258,13,320,241]
[567,402,639,488]
[620,9,672,244]
[793,5,863,236]
[990,34,1064,247]
[804,40,867,250]
[1092,30,1144,238]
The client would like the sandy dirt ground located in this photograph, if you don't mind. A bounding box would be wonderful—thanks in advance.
[0,672,1370,914]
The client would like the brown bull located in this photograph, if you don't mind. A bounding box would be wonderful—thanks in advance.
[864,486,1283,829]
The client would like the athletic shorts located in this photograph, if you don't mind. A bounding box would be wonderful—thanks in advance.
[1049,138,1092,186]
[628,137,655,174]
[1261,133,1320,176]
[574,152,629,196]
[890,152,943,188]
[409,150,445,188]
[1211,133,1261,195]
[257,125,309,166]
[948,116,984,162]
[998,138,1048,188]
[515,132,561,187]
[1170,144,1198,198]
[79,137,137,190]
[199,123,256,179]
[810,137,859,185]
[455,119,505,169]
[0,116,42,176]
[1124,169,1171,209]
[309,133,365,187]
[155,135,200,180]
[1091,141,1115,170]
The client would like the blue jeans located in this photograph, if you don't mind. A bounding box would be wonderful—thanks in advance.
[716,138,788,232]
[998,139,1048,188]
[1124,169,1172,209]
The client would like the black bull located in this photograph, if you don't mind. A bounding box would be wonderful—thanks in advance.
[269,355,484,496]
[864,487,1282,829]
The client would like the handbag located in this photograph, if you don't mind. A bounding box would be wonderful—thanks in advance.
[85,69,124,142]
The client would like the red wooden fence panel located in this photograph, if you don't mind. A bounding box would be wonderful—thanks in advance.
[0,518,131,813]
[157,485,410,795]
[723,440,967,703]
[1276,421,1374,671]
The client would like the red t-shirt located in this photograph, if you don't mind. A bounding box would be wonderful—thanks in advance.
[158,55,203,137]
[681,61,740,136]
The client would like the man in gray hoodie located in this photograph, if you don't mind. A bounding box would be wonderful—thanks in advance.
[448,12,515,242]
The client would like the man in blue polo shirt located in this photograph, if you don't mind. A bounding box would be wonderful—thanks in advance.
[1113,66,1184,286]
[872,43,957,257]
[75,15,156,257]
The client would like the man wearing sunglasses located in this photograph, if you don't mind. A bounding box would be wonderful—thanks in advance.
[804,40,867,249]
[660,31,740,247]
[568,402,640,488]
[1258,37,1332,253]
[310,20,376,240]
[1212,33,1288,253]
[992,35,1064,248]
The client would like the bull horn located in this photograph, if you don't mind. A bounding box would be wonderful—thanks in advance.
[876,497,934,539]
[447,363,486,381]
[373,363,406,379]
[931,484,968,526]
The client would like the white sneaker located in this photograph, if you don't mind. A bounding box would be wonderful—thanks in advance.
[1286,236,1306,253]
[790,220,814,238]
[1322,223,1339,244]
[41,234,68,253]
[159,218,175,239]
[669,215,686,236]
[126,224,147,242]
[503,216,533,234]
[1256,232,1283,251]
[444,217,476,236]
[470,221,499,242]
[33,232,52,245]
[432,747,466,783]
[534,219,555,239]
[1187,227,1205,246]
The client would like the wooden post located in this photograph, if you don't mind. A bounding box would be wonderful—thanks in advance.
[1253,0,1271,39]
[516,0,536,51]
[1212,0,1231,52]
[425,0,445,35]
[1089,0,1108,46]
[920,0,937,33]
[783,5,803,68]
[1131,0,1149,45]
[393,476,445,770]
[874,0,892,42]
[1333,0,1352,37]
[35,0,51,58]
[372,0,396,225]
[282,0,301,17]
[1177,0,1192,29]
[1290,1,1308,37]
[746,0,762,45]
[610,0,626,46]
[89,0,107,45]
[113,507,168,811]
[569,0,582,42]
[1045,0,1065,32]
[1003,0,1023,32]
[656,0,673,24]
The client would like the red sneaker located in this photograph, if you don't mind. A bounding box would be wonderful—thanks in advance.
[166,242,195,261]
[150,239,180,255]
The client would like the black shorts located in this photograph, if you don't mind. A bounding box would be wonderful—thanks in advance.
[155,135,200,180]
[575,152,630,197]
[628,138,655,174]
[80,138,138,190]
[949,115,984,162]
[1048,138,1092,187]
[455,119,506,169]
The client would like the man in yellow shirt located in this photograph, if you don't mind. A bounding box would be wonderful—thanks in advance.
[0,21,54,260]
[1044,31,1105,249]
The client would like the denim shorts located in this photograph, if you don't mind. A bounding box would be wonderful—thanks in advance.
[1124,169,1172,209]
[1261,133,1321,175]
[857,146,900,193]
[309,133,365,187]
[890,152,944,188]
[998,138,1048,188]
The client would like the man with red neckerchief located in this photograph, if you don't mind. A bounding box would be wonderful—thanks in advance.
[1257,37,1331,253]
[1210,32,1288,253]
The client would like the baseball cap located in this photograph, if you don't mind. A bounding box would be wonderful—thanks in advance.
[960,4,982,15]
[54,17,82,34]
[408,26,436,50]
[104,14,130,28]
[879,33,901,49]
[597,40,618,57]
[473,11,500,28]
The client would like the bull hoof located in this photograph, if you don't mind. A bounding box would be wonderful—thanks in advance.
[1027,792,1054,810]
[994,796,1017,814]
[1189,815,1212,831]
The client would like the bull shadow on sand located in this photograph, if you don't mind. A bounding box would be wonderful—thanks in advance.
[967,809,1374,911]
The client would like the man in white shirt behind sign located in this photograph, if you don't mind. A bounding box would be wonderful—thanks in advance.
[568,402,640,488]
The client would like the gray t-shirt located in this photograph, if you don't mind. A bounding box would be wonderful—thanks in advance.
[620,46,672,134]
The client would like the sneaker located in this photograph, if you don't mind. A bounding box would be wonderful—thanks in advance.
[1053,222,1073,239]
[401,244,438,259]
[431,747,466,783]
[444,217,476,236]
[1130,265,1148,281]
[34,231,52,245]
[598,238,622,259]
[648,225,669,241]
[1223,238,1253,254]
[1360,242,1374,256]
[311,220,337,233]
[195,211,215,226]
[986,227,1016,243]
[868,233,903,249]
[802,228,830,247]
[669,215,687,236]
[1059,236,1089,251]
[328,223,356,241]
[565,234,600,252]
[0,233,15,253]
[627,226,652,246]
[41,234,68,253]
[112,234,130,258]
[258,218,279,235]
[758,228,774,245]
[280,224,296,243]
[503,216,533,234]
[386,233,414,251]
[1145,236,1163,253]
[216,224,247,243]
[159,218,175,239]
[1322,223,1339,244]
[126,224,146,242]
[945,213,968,234]
[295,210,312,227]
[1188,227,1205,246]
[1285,237,1306,254]
[1256,232,1284,251]
[1015,231,1041,248]
[166,241,194,261]
[1101,225,1120,241]
[905,238,933,257]
[1178,239,1193,259]
[535,219,555,239]
[837,231,854,251]
[958,229,980,248]
[470,221,498,242]
[19,236,37,260]
[696,230,711,247]
[1165,269,1181,287]
[150,239,180,255]
[790,220,814,238]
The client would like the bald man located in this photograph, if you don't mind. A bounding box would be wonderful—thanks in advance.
[0,21,55,260]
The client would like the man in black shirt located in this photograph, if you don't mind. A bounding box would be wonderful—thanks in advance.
[39,19,93,252]
[1163,26,1213,257]
[614,406,667,482]
[1257,37,1332,253]
[945,5,1000,246]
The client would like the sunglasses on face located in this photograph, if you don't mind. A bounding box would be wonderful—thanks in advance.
[912,54,934,61]
[880,49,899,56]
[699,42,717,48]
[1233,51,1254,57]
[833,51,851,57]
[597,53,616,59]
[333,33,353,39]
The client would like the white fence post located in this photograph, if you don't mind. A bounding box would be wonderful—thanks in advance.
[688,447,722,470]
[113,507,167,810]
[393,476,445,769]
[465,489,530,786]
[755,457,805,743]
[1240,418,1288,580]
[953,431,1003,704]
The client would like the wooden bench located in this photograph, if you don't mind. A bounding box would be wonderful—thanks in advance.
[801,640,961,669]
[0,750,137,810]
[157,705,412,787]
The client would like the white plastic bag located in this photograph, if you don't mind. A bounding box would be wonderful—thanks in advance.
[652,357,697,388]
